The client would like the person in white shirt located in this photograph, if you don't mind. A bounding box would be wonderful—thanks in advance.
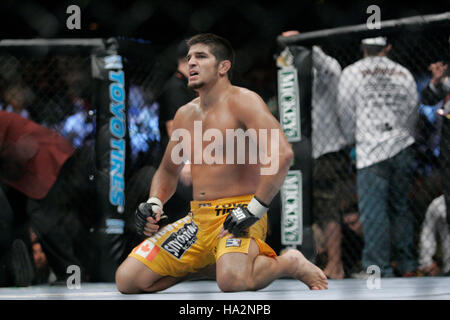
[311,46,352,279]
[282,30,352,279]
[337,36,419,277]
[418,194,450,276]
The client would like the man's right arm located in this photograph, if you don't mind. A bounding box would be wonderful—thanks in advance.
[149,106,189,204]
[135,106,189,237]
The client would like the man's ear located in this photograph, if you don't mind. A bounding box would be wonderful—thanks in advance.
[383,44,392,55]
[218,60,231,76]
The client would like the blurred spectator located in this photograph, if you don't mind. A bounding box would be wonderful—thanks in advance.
[58,99,95,148]
[414,74,443,175]
[0,111,95,286]
[29,228,57,284]
[55,57,96,149]
[124,84,163,250]
[418,194,450,276]
[338,37,419,277]
[128,84,161,168]
[310,45,353,279]
[407,75,444,233]
[420,61,450,107]
[0,183,31,287]
[25,58,73,128]
[158,40,197,153]
[0,84,33,119]
[419,53,450,229]
[341,203,364,277]
[155,40,196,222]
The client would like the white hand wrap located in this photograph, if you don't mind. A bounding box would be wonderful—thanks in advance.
[247,197,268,219]
[147,197,163,213]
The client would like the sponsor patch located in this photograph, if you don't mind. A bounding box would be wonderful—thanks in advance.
[232,207,247,221]
[161,221,198,259]
[215,203,248,216]
[199,203,211,207]
[133,239,160,262]
[225,238,242,247]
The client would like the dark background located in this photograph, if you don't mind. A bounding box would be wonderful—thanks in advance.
[0,0,449,277]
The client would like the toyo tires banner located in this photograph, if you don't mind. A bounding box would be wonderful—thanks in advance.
[91,38,128,281]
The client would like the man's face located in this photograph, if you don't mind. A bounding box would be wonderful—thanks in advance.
[187,43,219,90]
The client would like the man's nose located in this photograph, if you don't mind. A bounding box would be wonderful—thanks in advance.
[188,56,197,66]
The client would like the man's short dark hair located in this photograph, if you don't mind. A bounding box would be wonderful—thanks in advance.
[176,40,189,61]
[361,44,386,56]
[187,33,235,78]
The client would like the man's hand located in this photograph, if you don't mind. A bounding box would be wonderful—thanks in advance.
[219,197,269,238]
[281,30,300,37]
[135,198,168,237]
[220,206,259,238]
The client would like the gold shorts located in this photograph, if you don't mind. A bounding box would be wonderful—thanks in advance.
[129,194,277,278]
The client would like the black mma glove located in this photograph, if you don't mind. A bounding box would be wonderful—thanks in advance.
[135,197,168,237]
[223,197,269,237]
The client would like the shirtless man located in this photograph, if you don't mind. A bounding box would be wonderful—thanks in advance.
[115,33,328,293]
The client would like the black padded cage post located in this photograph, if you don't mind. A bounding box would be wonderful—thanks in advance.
[276,45,315,260]
[91,38,130,281]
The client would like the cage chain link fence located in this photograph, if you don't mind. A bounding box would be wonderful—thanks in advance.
[278,16,450,278]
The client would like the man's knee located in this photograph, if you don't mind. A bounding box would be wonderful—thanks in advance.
[216,242,260,292]
[115,258,160,294]
[115,264,141,294]
[216,267,256,292]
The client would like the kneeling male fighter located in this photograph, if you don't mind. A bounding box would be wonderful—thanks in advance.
[115,33,328,293]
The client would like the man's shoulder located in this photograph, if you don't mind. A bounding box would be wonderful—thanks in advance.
[341,61,364,81]
[225,86,270,119]
[174,97,200,117]
[229,86,262,103]
[344,58,368,71]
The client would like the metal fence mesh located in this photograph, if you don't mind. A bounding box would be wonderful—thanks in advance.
[280,18,450,278]
[1,16,449,283]
[0,42,170,282]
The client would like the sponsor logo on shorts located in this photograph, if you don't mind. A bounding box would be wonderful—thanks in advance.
[161,221,198,259]
[215,203,247,216]
[225,238,242,247]
[232,207,246,221]
[134,239,160,262]
[199,203,211,207]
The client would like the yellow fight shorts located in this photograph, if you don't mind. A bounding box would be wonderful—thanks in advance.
[129,194,277,278]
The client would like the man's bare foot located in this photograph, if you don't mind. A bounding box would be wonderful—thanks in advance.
[324,262,345,279]
[282,249,328,290]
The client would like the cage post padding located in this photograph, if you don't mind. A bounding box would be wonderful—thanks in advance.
[91,38,128,281]
[277,45,315,259]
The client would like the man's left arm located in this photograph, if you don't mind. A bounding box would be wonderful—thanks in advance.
[246,94,293,203]
[221,90,293,237]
